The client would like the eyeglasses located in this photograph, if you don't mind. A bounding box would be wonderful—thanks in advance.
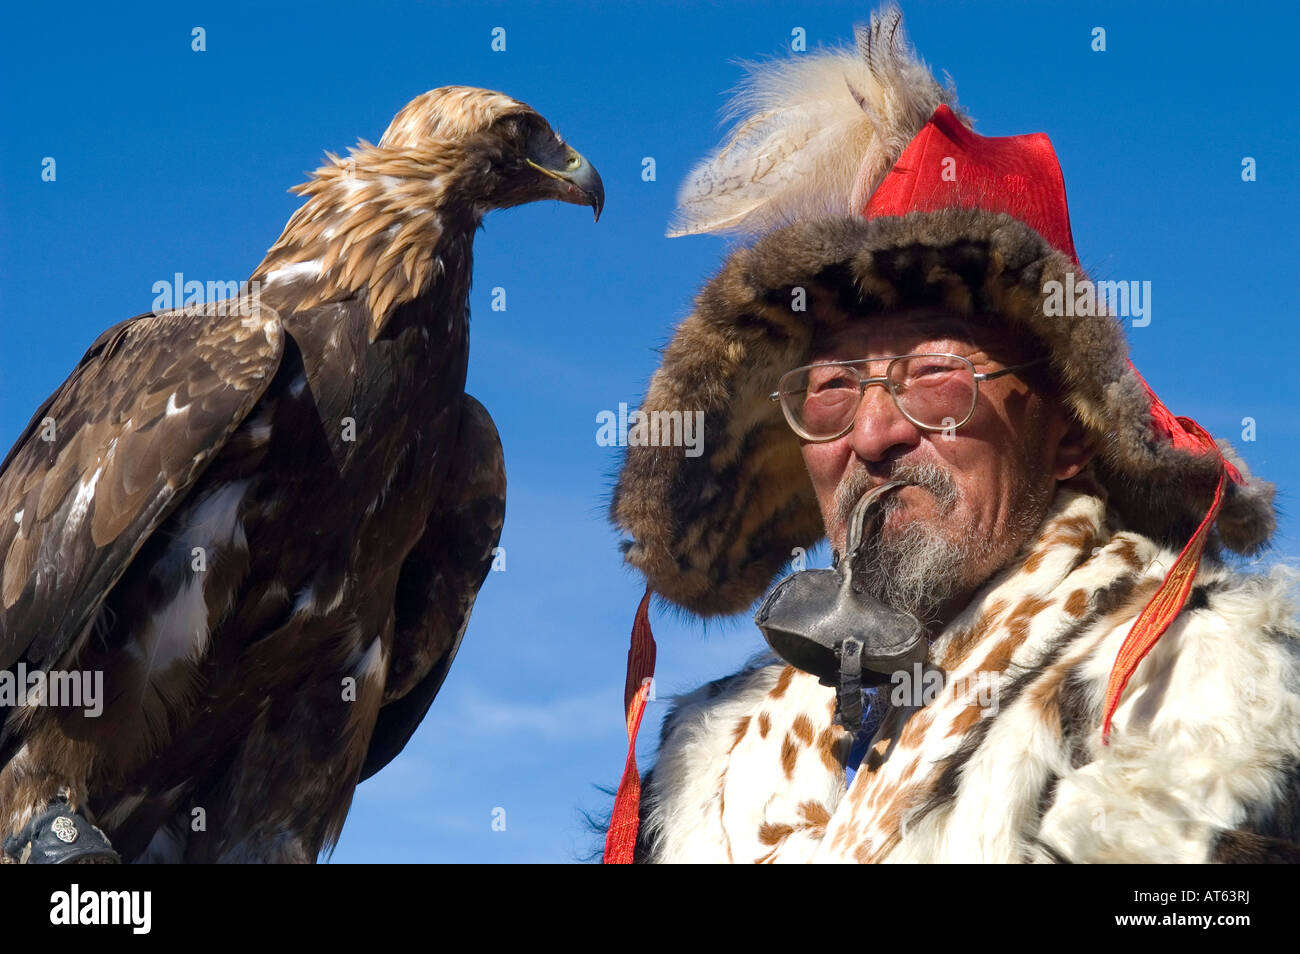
[770,353,1049,442]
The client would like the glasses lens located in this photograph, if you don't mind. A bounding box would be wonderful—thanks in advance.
[888,354,976,429]
[782,364,861,438]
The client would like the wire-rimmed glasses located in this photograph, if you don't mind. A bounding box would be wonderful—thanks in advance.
[770,353,1048,442]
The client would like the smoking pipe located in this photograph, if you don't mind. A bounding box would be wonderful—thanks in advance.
[754,481,928,728]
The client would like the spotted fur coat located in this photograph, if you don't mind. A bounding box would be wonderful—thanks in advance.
[635,479,1300,863]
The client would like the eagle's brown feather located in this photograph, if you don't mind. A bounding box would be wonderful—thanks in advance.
[363,394,506,782]
[0,301,282,666]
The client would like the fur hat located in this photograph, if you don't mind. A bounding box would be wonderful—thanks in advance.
[610,5,1275,619]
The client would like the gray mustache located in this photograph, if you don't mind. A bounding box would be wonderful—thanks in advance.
[833,462,959,530]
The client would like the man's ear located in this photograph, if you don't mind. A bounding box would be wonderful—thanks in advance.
[1052,410,1095,481]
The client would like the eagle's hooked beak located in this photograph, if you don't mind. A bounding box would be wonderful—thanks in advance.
[527,147,605,222]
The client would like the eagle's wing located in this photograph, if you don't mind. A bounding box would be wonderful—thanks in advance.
[360,394,505,781]
[0,303,283,673]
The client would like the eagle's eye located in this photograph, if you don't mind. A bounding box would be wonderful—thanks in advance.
[496,113,544,147]
[517,121,567,168]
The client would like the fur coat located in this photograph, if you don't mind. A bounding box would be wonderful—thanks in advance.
[634,477,1300,863]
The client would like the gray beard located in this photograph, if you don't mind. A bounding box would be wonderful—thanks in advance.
[834,461,1046,628]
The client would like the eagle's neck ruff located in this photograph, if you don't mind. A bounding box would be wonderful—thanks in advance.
[253,141,481,340]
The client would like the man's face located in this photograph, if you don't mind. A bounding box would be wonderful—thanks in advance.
[798,309,1090,629]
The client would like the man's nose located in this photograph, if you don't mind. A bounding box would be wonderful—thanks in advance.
[847,381,922,462]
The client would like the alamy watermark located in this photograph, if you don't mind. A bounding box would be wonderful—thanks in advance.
[1043,272,1151,327]
[50,884,150,934]
[596,402,705,458]
[0,664,103,717]
[889,662,999,717]
[151,272,262,317]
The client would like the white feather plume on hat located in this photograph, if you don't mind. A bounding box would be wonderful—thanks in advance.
[668,4,968,238]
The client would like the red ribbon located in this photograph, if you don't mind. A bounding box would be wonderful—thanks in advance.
[603,587,657,864]
[1100,417,1233,743]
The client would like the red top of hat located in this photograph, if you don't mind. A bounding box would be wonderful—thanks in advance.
[861,103,1233,465]
[863,104,1080,264]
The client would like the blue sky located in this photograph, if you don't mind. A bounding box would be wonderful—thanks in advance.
[1,0,1297,863]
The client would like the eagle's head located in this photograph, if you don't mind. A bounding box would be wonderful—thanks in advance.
[255,86,604,338]
[378,86,604,221]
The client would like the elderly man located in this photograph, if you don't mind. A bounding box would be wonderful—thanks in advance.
[605,7,1300,863]
[791,308,1089,635]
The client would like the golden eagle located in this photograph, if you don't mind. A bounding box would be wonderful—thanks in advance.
[0,87,603,863]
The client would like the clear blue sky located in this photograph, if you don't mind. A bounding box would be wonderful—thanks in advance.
[2,0,1297,863]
